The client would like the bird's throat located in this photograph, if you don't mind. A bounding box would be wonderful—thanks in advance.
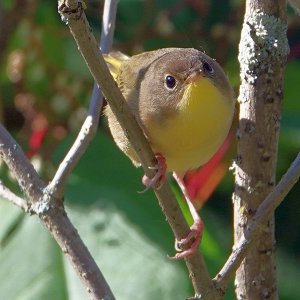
[149,78,233,173]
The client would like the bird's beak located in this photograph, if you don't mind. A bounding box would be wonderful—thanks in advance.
[185,70,202,84]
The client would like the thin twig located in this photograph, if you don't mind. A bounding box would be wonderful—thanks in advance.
[48,0,118,199]
[100,0,117,52]
[0,180,31,212]
[58,0,215,297]
[89,0,117,120]
[213,152,300,291]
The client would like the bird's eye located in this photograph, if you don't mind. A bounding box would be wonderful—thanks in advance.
[202,61,214,74]
[165,75,176,90]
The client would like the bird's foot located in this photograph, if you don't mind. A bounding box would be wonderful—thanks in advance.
[169,218,203,260]
[140,153,167,191]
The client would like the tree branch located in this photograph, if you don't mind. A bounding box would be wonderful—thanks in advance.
[57,0,215,297]
[233,1,288,299]
[0,180,31,212]
[47,0,118,200]
[0,124,46,201]
[213,152,300,292]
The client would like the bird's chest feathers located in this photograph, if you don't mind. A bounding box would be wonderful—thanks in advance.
[148,78,232,172]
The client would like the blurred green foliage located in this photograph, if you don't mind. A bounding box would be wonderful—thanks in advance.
[0,0,299,299]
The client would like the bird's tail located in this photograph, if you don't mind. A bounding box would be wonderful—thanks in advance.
[103,51,130,80]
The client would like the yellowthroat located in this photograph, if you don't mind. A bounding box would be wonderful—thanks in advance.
[104,48,235,259]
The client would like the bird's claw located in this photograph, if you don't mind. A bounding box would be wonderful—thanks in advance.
[140,153,167,192]
[169,221,203,260]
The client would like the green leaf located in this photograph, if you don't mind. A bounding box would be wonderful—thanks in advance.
[63,184,190,299]
[0,203,67,300]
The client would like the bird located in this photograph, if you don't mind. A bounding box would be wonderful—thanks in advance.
[104,48,235,259]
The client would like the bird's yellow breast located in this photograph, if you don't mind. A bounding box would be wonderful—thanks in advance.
[148,78,233,173]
